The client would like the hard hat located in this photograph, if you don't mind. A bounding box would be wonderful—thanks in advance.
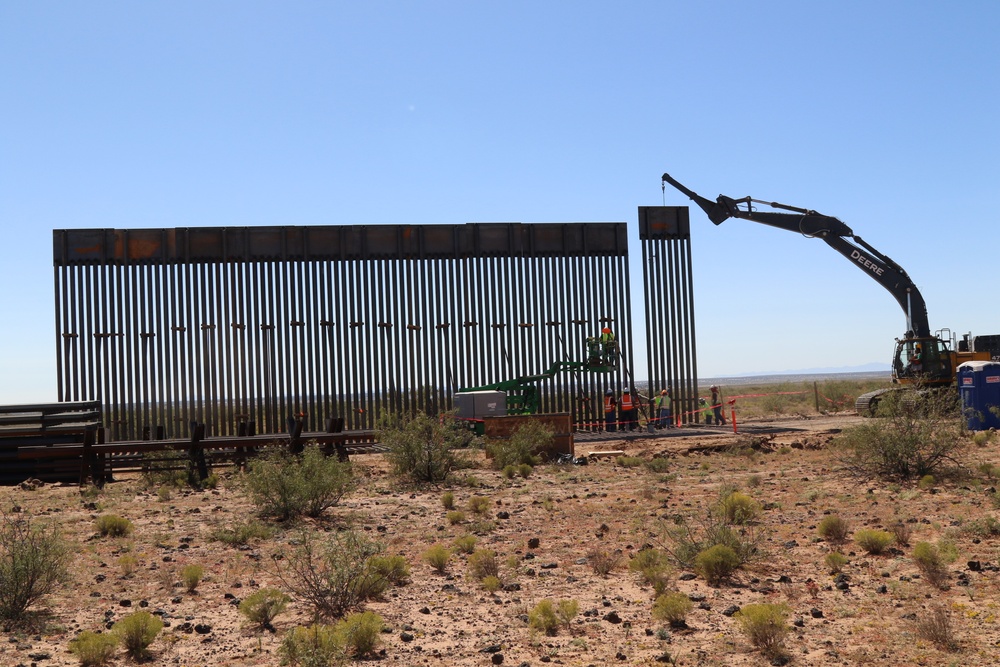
[602,327,611,334]
[710,385,718,390]
[623,388,631,393]
[660,389,667,395]
[605,389,613,396]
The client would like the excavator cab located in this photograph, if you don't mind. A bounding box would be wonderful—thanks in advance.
[892,336,952,386]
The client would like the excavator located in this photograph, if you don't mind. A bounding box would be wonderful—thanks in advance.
[661,172,996,414]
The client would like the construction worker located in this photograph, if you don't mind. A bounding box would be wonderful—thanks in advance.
[620,388,637,431]
[710,385,726,426]
[586,336,602,367]
[909,344,923,374]
[600,327,616,365]
[603,389,617,432]
[655,389,672,429]
[699,397,711,424]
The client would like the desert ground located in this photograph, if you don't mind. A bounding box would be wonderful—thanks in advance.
[3,405,1000,667]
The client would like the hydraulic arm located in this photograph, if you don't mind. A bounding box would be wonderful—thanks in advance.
[662,173,930,338]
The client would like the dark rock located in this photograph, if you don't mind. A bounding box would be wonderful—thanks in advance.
[497,511,510,520]
[492,653,505,665]
[810,608,824,618]
[603,611,622,623]
[616,651,627,660]
[528,538,540,549]
[400,632,414,642]
[687,593,706,602]
[194,623,212,634]
[419,606,430,614]
[722,605,740,617]
[119,599,131,607]
[776,575,792,583]
[792,618,805,628]
[876,585,887,594]
[969,561,983,572]
[481,644,502,653]
[540,562,558,569]
[678,573,696,581]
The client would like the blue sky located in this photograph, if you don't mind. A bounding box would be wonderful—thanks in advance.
[2,1,998,404]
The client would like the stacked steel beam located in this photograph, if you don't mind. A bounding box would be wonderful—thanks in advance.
[53,223,636,439]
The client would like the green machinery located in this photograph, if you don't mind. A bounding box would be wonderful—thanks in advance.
[458,337,617,416]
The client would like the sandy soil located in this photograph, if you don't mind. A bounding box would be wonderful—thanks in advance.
[3,412,1000,667]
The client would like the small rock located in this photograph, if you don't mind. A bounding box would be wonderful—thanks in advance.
[722,605,740,617]
[678,573,696,581]
[604,611,622,624]
[119,599,132,607]
[194,623,212,634]
[528,538,540,549]
[810,608,824,618]
[616,651,627,660]
[497,511,510,520]
[419,606,430,614]
[400,632,414,642]
[491,653,504,665]
[481,644,502,653]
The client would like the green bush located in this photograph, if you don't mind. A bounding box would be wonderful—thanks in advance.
[652,591,693,627]
[817,515,850,544]
[441,491,455,509]
[502,465,517,479]
[244,444,355,521]
[528,599,560,635]
[181,564,204,593]
[276,530,388,619]
[335,611,383,657]
[836,388,966,480]
[211,519,274,546]
[734,603,790,658]
[95,514,134,537]
[694,544,740,585]
[239,588,291,630]
[447,510,466,525]
[854,529,894,555]
[468,495,491,515]
[646,457,671,473]
[557,599,579,627]
[629,548,673,595]
[486,421,551,469]
[380,411,473,483]
[279,624,343,667]
[718,491,761,525]
[368,554,410,585]
[423,544,452,573]
[0,513,69,621]
[467,549,500,581]
[912,542,950,589]
[112,611,163,661]
[481,574,502,592]
[68,630,118,666]
[615,455,645,468]
[453,534,477,554]
[517,463,534,479]
[825,551,848,574]
[661,513,765,569]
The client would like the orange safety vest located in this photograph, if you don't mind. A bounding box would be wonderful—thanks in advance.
[620,393,634,410]
[604,396,615,413]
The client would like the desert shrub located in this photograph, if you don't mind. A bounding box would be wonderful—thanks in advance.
[481,575,502,592]
[140,450,189,489]
[528,599,560,635]
[888,520,913,546]
[244,445,355,521]
[424,544,452,573]
[734,603,790,658]
[817,515,850,544]
[854,529,894,555]
[517,463,534,479]
[912,542,950,589]
[441,491,455,509]
[836,388,967,480]
[0,514,69,621]
[468,495,491,515]
[118,554,139,577]
[453,534,477,554]
[276,530,387,619]
[447,510,466,525]
[964,515,1000,538]
[694,544,740,585]
[239,587,291,630]
[211,519,274,546]
[914,606,958,651]
[335,611,383,657]
[467,549,500,581]
[380,411,473,483]
[659,513,765,569]
[557,599,579,628]
[502,465,517,479]
[368,555,410,586]
[95,514,134,537]
[279,624,343,667]
[587,547,622,576]
[717,491,761,525]
[112,611,163,661]
[629,548,673,595]
[486,421,551,469]
[646,457,671,473]
[652,591,693,627]
[825,551,848,574]
[181,564,204,593]
[68,630,118,666]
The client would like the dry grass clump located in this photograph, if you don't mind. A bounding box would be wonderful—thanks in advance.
[817,514,850,544]
[854,528,894,555]
[734,603,790,659]
[914,606,958,651]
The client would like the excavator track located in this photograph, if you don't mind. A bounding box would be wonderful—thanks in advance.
[855,388,893,416]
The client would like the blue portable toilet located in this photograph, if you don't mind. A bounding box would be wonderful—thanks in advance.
[957,361,1000,430]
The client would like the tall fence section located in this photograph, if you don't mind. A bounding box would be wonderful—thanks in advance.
[52,222,674,440]
[639,206,699,423]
